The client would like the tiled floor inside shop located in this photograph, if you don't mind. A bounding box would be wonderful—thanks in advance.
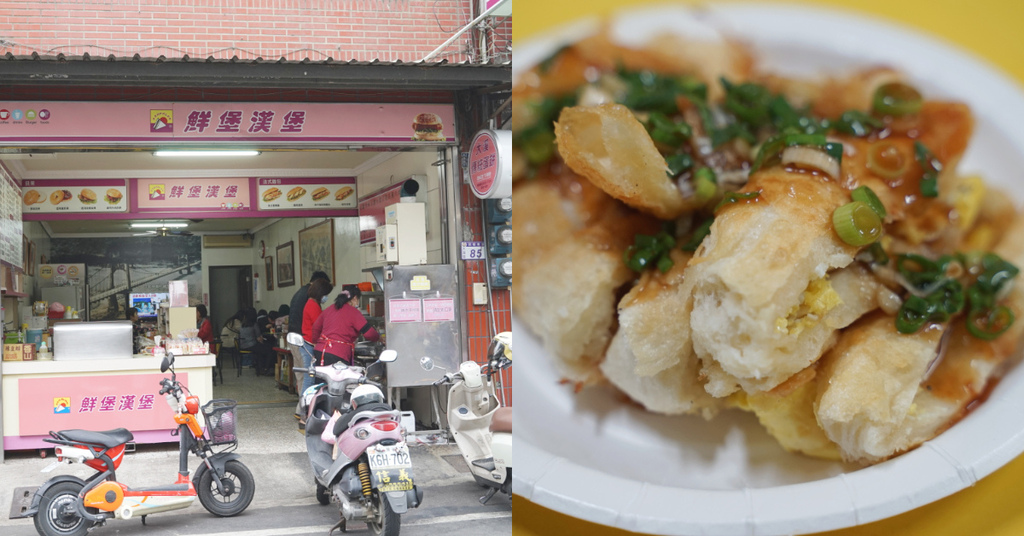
[211,350,300,406]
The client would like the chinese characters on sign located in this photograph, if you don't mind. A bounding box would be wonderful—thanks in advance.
[135,178,251,212]
[257,177,357,211]
[182,109,308,134]
[75,394,156,413]
[20,180,128,215]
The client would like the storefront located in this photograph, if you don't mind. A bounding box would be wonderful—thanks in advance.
[0,55,511,458]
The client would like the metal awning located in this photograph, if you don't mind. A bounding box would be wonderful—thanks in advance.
[0,53,511,92]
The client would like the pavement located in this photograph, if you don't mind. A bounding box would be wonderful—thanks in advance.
[0,401,512,535]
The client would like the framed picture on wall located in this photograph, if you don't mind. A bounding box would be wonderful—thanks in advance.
[265,256,274,291]
[298,219,335,285]
[276,241,295,287]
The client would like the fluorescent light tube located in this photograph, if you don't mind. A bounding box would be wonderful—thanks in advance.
[129,222,189,228]
[153,150,260,157]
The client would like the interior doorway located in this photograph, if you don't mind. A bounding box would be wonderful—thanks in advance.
[208,265,252,335]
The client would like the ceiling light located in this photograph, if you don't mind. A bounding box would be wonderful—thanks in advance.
[153,150,260,157]
[130,222,189,228]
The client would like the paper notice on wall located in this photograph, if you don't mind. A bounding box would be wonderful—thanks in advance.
[388,299,422,323]
[422,298,455,322]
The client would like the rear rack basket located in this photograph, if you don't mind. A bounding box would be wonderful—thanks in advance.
[201,399,238,446]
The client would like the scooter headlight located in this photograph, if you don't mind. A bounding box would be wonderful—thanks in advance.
[354,427,371,440]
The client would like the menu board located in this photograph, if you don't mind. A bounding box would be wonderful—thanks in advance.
[256,177,357,211]
[0,165,23,268]
[22,179,128,214]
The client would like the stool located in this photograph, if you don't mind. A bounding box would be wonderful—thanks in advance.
[212,341,224,385]
[235,339,253,377]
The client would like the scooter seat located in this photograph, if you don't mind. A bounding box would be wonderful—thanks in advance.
[489,407,512,433]
[57,428,135,448]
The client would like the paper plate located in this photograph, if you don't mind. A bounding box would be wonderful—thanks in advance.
[513,4,1024,535]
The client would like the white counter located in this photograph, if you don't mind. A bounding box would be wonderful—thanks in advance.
[2,354,215,450]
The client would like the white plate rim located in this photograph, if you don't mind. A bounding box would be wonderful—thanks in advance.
[513,4,1024,535]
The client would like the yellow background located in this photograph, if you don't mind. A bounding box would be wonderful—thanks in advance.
[513,1,1024,535]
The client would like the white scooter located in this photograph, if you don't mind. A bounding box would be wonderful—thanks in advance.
[424,332,512,504]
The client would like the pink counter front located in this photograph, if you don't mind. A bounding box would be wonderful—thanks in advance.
[1,355,214,450]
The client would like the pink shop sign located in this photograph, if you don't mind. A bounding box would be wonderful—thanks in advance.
[17,373,185,436]
[0,102,456,144]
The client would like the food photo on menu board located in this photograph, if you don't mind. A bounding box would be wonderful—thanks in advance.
[256,177,357,210]
[21,180,128,213]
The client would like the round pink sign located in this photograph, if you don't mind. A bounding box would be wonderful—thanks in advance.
[469,130,499,197]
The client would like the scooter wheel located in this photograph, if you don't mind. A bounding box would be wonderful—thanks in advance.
[33,481,97,536]
[196,460,255,517]
[367,493,401,536]
[316,483,330,506]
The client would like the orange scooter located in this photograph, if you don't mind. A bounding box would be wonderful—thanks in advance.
[17,355,254,536]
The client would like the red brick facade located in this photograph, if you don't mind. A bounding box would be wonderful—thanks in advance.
[0,0,511,63]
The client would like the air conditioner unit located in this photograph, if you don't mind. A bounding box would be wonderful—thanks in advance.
[202,235,252,248]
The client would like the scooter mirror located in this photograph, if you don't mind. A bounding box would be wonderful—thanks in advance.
[379,349,398,363]
[160,355,174,372]
[419,355,434,371]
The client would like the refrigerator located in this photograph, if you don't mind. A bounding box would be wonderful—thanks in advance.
[38,263,89,321]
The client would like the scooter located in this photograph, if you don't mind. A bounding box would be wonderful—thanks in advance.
[16,355,255,536]
[295,348,422,536]
[424,332,512,504]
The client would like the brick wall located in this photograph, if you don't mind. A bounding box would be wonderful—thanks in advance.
[0,0,510,63]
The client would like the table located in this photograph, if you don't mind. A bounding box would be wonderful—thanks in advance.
[273,347,296,394]
[515,1,1024,535]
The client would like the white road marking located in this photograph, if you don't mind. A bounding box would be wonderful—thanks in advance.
[188,511,512,536]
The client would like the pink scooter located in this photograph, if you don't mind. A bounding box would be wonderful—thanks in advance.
[294,349,421,536]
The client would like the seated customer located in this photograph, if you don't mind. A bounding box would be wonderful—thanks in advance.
[310,285,380,367]
[238,308,275,376]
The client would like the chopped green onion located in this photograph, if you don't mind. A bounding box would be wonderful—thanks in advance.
[783,133,828,147]
[867,142,909,179]
[832,201,883,246]
[750,135,786,173]
[721,78,774,127]
[666,153,694,178]
[714,191,761,212]
[851,185,887,219]
[693,167,718,203]
[624,231,676,273]
[647,112,692,147]
[656,255,675,273]
[967,306,1015,340]
[872,82,924,116]
[896,254,944,288]
[681,218,714,251]
[914,141,942,198]
[824,142,844,162]
[520,129,556,165]
[832,110,884,136]
[896,295,932,333]
[770,96,827,135]
[618,70,706,115]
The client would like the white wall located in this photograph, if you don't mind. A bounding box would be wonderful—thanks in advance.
[249,216,363,313]
[356,151,444,269]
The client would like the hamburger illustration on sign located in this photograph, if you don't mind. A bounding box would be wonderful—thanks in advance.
[412,113,444,141]
[23,190,44,205]
[49,189,73,205]
[78,189,97,204]
[335,186,354,201]
[105,189,123,204]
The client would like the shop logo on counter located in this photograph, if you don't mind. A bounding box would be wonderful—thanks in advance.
[150,109,173,133]
[53,397,71,414]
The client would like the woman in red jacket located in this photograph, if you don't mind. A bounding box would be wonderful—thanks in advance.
[302,279,334,347]
[196,304,213,347]
[311,284,380,366]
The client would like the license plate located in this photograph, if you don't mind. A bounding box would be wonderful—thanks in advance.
[367,443,414,492]
[366,443,411,470]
